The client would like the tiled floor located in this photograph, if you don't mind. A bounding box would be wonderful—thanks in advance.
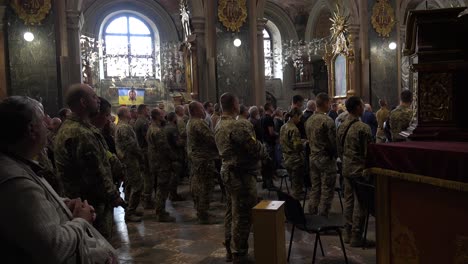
[110,178,376,264]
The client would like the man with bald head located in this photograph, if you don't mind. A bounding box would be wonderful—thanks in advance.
[215,92,263,262]
[186,101,219,224]
[116,107,144,222]
[54,84,124,239]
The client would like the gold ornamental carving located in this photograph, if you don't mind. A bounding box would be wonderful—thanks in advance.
[419,73,453,122]
[218,0,247,32]
[11,0,52,25]
[371,0,396,38]
[324,5,354,99]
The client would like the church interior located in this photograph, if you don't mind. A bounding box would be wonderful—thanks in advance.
[1,0,468,263]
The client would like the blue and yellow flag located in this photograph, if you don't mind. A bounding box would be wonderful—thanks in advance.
[118,88,144,105]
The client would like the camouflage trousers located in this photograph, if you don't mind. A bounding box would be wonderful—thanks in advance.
[222,169,257,256]
[123,157,143,215]
[155,168,174,215]
[141,151,154,198]
[94,202,114,240]
[284,160,304,199]
[344,176,367,236]
[308,155,336,216]
[190,160,216,218]
[169,160,183,197]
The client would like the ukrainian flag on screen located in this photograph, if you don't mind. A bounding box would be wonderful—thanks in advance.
[118,88,144,105]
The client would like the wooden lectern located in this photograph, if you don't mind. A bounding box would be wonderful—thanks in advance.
[253,200,286,264]
[404,8,468,141]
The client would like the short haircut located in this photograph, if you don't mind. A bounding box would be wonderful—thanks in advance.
[58,108,70,120]
[91,97,111,118]
[248,106,258,116]
[264,102,274,112]
[65,84,88,108]
[292,95,304,105]
[288,107,302,117]
[220,93,237,113]
[130,105,137,111]
[378,99,387,107]
[0,96,43,146]
[315,93,330,108]
[240,104,248,115]
[345,96,363,114]
[332,103,338,108]
[203,101,212,110]
[188,101,200,117]
[166,112,177,122]
[400,89,413,104]
[117,107,129,119]
[137,104,147,114]
[150,108,161,120]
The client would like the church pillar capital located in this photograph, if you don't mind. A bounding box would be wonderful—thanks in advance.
[257,18,267,36]
[66,10,84,31]
[192,16,205,35]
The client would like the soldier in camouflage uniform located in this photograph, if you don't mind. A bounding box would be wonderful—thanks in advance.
[337,96,373,247]
[389,89,413,142]
[54,84,124,239]
[305,93,337,216]
[376,99,390,143]
[215,93,263,263]
[279,108,305,199]
[165,112,186,201]
[115,107,144,222]
[147,109,176,222]
[186,102,219,224]
[133,104,152,209]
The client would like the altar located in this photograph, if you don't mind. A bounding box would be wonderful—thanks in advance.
[367,141,468,264]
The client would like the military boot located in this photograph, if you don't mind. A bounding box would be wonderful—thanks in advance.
[141,194,155,209]
[124,214,142,222]
[155,212,175,222]
[350,233,375,247]
[343,227,352,244]
[232,253,248,264]
[223,240,232,262]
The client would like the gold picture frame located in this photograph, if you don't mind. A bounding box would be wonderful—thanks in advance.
[218,0,247,32]
[11,0,52,25]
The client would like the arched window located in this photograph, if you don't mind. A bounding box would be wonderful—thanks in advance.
[103,14,157,78]
[263,29,274,78]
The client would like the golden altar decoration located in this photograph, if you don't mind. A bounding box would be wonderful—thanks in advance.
[11,0,52,25]
[218,0,247,32]
[323,5,355,99]
[371,0,396,38]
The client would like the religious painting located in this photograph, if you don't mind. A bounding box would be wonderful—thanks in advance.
[118,87,145,105]
[371,0,396,38]
[11,0,52,25]
[334,54,347,98]
[218,0,247,32]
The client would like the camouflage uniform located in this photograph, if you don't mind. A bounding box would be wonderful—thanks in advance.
[133,117,152,205]
[376,107,390,143]
[35,148,64,196]
[147,123,177,217]
[389,105,413,142]
[165,122,185,199]
[54,114,119,239]
[279,121,305,199]
[186,118,218,220]
[305,111,337,216]
[337,115,372,242]
[215,116,262,257]
[115,122,143,217]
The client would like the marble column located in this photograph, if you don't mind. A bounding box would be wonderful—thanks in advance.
[192,16,206,100]
[66,9,83,86]
[205,0,217,102]
[256,18,267,106]
[0,4,7,99]
[348,24,361,99]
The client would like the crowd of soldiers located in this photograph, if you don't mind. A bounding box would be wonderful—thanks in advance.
[0,81,414,263]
